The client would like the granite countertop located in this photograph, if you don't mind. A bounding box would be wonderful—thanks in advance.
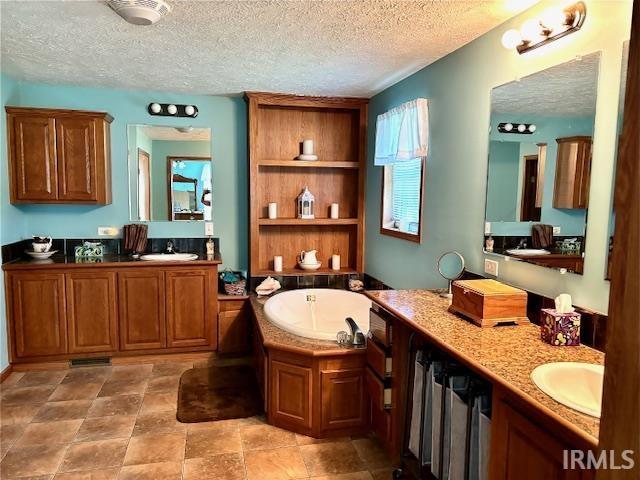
[364,289,603,444]
[2,252,223,270]
[249,295,364,357]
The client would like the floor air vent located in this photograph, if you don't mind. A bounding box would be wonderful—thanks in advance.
[70,357,112,367]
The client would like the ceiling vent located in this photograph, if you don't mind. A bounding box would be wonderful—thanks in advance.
[107,0,171,26]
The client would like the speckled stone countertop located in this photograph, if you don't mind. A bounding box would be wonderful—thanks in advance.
[250,295,364,357]
[365,289,604,444]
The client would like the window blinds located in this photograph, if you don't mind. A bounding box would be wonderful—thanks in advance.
[391,158,422,224]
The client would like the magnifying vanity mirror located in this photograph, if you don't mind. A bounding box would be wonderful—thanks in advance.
[484,52,601,274]
[128,125,212,222]
[438,251,465,298]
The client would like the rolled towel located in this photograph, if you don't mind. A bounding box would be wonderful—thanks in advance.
[256,276,281,296]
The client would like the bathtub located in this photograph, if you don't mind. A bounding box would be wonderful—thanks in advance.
[264,289,371,341]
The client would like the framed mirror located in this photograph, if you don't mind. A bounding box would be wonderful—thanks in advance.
[128,125,212,222]
[484,52,601,274]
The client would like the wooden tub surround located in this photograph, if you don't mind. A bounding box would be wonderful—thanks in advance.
[364,289,604,480]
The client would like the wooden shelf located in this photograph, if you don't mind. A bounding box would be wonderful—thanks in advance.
[258,159,360,169]
[258,218,359,226]
[254,267,358,277]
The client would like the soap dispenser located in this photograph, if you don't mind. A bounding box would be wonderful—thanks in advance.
[206,237,215,256]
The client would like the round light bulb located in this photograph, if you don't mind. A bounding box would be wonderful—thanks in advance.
[167,104,178,115]
[528,124,537,133]
[517,124,526,133]
[520,19,542,43]
[504,123,514,132]
[501,29,522,49]
[541,7,567,33]
[150,103,161,114]
[185,105,195,116]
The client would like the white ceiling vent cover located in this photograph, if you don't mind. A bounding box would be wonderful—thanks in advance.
[107,0,171,26]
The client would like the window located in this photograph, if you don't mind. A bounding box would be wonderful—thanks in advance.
[381,157,425,242]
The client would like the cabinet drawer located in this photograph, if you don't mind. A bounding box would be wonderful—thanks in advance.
[369,307,392,347]
[370,398,392,443]
[366,338,391,379]
[364,366,391,410]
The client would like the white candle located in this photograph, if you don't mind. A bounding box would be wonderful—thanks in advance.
[330,203,339,219]
[268,203,277,219]
[274,256,283,272]
[331,254,340,271]
[302,139,314,155]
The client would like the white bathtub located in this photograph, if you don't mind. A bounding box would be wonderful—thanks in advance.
[264,289,371,341]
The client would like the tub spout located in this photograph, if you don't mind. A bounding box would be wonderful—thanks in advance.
[345,317,365,346]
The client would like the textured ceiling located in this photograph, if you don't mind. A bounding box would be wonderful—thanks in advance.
[139,126,211,141]
[491,52,601,117]
[1,0,532,97]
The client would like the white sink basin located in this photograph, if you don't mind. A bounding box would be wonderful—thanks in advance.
[531,362,604,418]
[506,248,550,256]
[140,253,198,261]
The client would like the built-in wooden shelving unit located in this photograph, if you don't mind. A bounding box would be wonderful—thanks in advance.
[246,92,368,277]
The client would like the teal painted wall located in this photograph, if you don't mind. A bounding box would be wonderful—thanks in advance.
[365,1,632,314]
[486,141,520,221]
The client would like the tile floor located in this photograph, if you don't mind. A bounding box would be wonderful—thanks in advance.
[1,359,393,479]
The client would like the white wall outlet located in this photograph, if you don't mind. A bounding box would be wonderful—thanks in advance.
[484,259,499,276]
[204,222,214,236]
[484,221,492,235]
[98,227,119,236]
[553,226,561,235]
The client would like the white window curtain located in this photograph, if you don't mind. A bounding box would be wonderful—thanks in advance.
[374,98,429,166]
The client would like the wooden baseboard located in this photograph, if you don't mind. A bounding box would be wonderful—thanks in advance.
[0,364,14,383]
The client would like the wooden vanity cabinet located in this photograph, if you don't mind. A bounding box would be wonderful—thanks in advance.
[6,107,113,204]
[553,136,592,209]
[218,297,251,354]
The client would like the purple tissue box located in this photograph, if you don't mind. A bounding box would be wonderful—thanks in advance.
[540,309,581,346]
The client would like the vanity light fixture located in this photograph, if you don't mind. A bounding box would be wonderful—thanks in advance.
[147,103,199,118]
[501,1,586,54]
[498,122,537,134]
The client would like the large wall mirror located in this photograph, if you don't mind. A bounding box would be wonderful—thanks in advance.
[484,52,601,274]
[128,125,212,222]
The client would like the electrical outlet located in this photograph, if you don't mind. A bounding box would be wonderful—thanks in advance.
[484,259,499,276]
[484,222,492,235]
[553,226,561,235]
[204,222,214,236]
[98,227,119,236]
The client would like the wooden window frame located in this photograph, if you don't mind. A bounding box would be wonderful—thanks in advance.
[379,158,425,243]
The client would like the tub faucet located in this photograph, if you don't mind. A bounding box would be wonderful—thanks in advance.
[345,317,365,347]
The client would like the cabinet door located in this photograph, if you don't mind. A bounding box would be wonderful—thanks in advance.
[66,271,117,353]
[321,368,366,431]
[553,137,592,209]
[270,360,313,430]
[165,269,216,348]
[9,115,58,202]
[55,116,97,202]
[118,270,166,350]
[218,304,250,354]
[9,272,66,357]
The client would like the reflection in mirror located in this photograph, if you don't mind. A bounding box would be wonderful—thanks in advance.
[128,125,212,222]
[484,53,601,275]
[607,41,629,279]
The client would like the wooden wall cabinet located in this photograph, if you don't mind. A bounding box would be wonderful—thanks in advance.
[6,107,113,204]
[553,136,592,209]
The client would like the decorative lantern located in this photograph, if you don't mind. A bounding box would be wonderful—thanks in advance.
[297,186,315,219]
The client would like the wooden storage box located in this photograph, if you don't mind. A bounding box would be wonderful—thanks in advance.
[449,279,529,328]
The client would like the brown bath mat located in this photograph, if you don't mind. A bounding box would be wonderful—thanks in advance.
[177,364,263,423]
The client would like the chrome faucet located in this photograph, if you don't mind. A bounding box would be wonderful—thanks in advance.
[517,239,528,249]
[345,317,365,347]
[166,241,176,254]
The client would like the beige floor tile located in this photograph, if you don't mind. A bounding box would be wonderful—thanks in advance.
[87,395,142,418]
[108,365,153,381]
[299,442,365,476]
[98,379,148,398]
[54,468,119,479]
[118,461,182,480]
[14,371,67,388]
[132,411,185,436]
[240,424,297,451]
[312,473,374,480]
[151,362,192,378]
[1,385,56,405]
[244,446,308,480]
[369,467,394,480]
[351,438,392,469]
[75,415,136,442]
[185,423,242,459]
[145,376,181,393]
[32,401,93,423]
[61,367,112,385]
[15,420,83,447]
[123,432,185,466]
[1,424,27,458]
[0,372,25,388]
[0,404,41,425]
[183,452,245,480]
[0,444,68,478]
[58,439,128,473]
[49,383,103,402]
[295,434,351,446]
[139,392,177,414]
